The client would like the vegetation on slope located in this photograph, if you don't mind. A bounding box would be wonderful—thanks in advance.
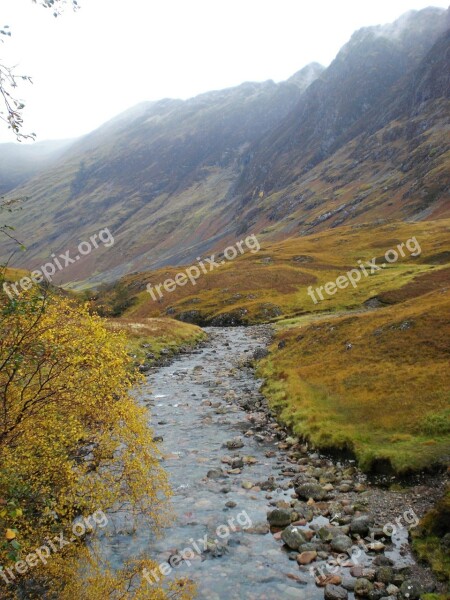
[257,289,450,473]
[0,288,194,600]
[92,219,450,474]
[411,486,450,584]
[92,219,450,325]
[106,317,206,365]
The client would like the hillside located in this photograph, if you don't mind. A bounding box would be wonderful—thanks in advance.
[0,8,449,285]
[0,64,323,283]
[0,139,74,195]
[89,218,450,474]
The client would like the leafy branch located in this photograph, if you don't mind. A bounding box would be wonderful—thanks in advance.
[0,0,80,140]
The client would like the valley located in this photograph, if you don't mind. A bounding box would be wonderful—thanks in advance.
[0,4,449,599]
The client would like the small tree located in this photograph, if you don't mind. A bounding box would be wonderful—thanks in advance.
[0,289,194,599]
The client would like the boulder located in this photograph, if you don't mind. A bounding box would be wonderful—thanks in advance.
[354,578,374,597]
[350,516,370,537]
[226,437,244,450]
[331,535,353,553]
[376,567,394,585]
[324,585,349,600]
[206,468,224,479]
[267,508,292,527]
[295,482,327,501]
[296,550,317,565]
[281,525,306,550]
[399,580,422,600]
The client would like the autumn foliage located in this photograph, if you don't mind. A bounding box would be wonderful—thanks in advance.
[0,288,194,599]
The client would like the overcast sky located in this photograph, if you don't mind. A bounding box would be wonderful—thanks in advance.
[0,0,448,143]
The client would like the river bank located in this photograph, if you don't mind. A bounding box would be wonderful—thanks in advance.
[102,325,447,599]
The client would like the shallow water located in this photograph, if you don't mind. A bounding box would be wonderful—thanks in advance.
[101,326,413,600]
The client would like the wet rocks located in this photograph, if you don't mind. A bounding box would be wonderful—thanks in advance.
[317,575,343,587]
[399,580,422,600]
[253,347,269,360]
[267,508,292,527]
[376,567,394,585]
[350,515,371,537]
[330,534,353,553]
[296,550,317,564]
[207,468,225,479]
[324,584,349,600]
[281,525,306,550]
[350,567,376,581]
[295,482,327,501]
[225,437,244,450]
[354,578,374,597]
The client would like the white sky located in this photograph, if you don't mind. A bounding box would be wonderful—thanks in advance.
[0,0,448,143]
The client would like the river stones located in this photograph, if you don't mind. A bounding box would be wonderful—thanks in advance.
[354,578,374,596]
[281,525,306,550]
[368,541,386,552]
[207,468,224,479]
[324,584,349,600]
[350,515,371,537]
[295,482,328,501]
[225,437,244,449]
[376,567,394,584]
[342,577,356,591]
[331,534,353,553]
[230,456,244,468]
[399,580,423,600]
[267,508,292,527]
[386,584,399,595]
[316,574,342,587]
[296,550,317,564]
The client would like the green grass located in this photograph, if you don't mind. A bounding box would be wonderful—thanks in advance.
[92,218,450,474]
[257,289,450,473]
[412,487,450,583]
[105,317,206,364]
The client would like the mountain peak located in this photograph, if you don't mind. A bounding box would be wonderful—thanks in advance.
[287,62,325,90]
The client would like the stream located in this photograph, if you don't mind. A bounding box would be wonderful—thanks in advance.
[101,326,418,600]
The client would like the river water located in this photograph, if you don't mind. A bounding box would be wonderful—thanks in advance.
[101,326,413,600]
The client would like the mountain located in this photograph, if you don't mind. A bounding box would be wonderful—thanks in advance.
[0,63,323,283]
[1,7,449,286]
[0,139,74,195]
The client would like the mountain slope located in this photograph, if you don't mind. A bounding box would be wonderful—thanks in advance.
[0,64,323,283]
[1,8,449,285]
[0,139,74,195]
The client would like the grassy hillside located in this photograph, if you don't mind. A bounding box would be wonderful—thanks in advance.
[106,317,205,365]
[91,219,450,324]
[411,486,450,584]
[91,219,450,474]
[258,289,450,473]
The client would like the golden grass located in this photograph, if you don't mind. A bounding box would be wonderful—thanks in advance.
[105,317,205,363]
[93,218,450,473]
[94,219,450,327]
[258,289,450,473]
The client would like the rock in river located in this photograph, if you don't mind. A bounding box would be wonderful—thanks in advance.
[267,508,292,527]
[324,584,349,600]
[295,482,327,501]
[281,525,306,550]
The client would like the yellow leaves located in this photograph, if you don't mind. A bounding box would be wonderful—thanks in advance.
[5,528,16,540]
[0,289,174,599]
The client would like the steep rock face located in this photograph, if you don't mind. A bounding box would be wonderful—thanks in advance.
[235,7,449,199]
